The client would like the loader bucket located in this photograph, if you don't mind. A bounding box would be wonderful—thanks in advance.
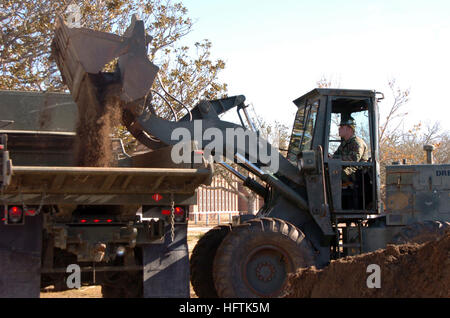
[52,15,159,114]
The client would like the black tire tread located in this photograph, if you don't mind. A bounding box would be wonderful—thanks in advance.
[190,224,232,298]
[213,217,315,298]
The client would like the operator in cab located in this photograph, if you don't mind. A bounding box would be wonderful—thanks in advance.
[332,116,369,184]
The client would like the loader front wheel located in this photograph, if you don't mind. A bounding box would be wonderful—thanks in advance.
[213,218,316,298]
[190,224,232,298]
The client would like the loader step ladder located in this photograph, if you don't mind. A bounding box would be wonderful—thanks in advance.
[334,219,363,258]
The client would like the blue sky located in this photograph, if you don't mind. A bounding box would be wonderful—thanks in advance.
[180,0,450,131]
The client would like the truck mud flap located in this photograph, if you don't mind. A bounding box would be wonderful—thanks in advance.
[142,224,189,298]
[0,214,42,298]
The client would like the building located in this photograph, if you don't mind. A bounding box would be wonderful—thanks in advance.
[190,175,263,224]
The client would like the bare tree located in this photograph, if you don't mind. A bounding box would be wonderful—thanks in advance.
[378,79,410,144]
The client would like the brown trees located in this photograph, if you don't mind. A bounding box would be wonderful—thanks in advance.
[379,79,448,166]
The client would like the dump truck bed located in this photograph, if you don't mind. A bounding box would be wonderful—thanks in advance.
[2,165,212,205]
[0,90,213,205]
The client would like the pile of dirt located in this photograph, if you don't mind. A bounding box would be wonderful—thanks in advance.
[286,231,450,298]
[75,93,122,167]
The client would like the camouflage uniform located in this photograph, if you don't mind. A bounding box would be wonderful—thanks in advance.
[333,135,369,183]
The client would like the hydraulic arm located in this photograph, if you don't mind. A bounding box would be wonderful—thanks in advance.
[52,15,334,240]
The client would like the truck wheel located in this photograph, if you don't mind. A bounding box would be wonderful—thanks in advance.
[390,221,450,245]
[101,272,142,298]
[213,217,316,298]
[190,224,232,298]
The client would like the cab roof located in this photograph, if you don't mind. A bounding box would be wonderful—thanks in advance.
[293,88,376,108]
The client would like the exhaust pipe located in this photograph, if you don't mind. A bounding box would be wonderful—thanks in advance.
[423,144,434,164]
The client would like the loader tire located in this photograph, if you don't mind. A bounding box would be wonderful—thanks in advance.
[190,224,232,298]
[213,217,316,298]
[390,221,450,245]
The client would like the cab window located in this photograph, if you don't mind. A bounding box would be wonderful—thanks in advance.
[327,98,371,159]
[287,100,319,163]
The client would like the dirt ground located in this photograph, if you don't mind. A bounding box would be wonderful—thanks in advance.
[40,228,205,298]
[286,231,450,298]
[41,228,450,298]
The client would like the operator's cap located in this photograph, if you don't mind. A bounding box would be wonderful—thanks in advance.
[339,116,356,129]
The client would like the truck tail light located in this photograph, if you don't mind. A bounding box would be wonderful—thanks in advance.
[174,207,184,216]
[25,208,37,216]
[78,218,114,224]
[8,206,23,224]
[161,207,185,216]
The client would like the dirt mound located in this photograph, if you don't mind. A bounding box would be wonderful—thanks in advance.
[286,231,450,298]
[75,93,122,167]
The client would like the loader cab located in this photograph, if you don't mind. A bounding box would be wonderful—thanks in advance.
[288,89,382,215]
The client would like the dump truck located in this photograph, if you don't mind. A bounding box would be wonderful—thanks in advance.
[0,90,214,298]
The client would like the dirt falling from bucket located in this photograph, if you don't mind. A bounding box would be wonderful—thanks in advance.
[286,231,450,298]
[75,94,122,167]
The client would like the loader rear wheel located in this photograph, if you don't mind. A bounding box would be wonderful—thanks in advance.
[190,224,232,298]
[390,221,450,245]
[213,218,316,298]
